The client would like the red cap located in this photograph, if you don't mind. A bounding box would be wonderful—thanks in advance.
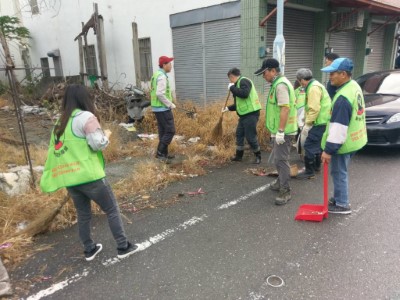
[159,56,174,67]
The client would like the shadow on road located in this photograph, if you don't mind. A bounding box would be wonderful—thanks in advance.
[358,145,400,158]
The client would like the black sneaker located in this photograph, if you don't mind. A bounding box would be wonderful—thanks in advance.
[328,197,336,206]
[328,204,351,215]
[84,243,103,261]
[117,242,140,259]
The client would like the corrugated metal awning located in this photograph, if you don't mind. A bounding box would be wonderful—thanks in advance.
[329,0,400,15]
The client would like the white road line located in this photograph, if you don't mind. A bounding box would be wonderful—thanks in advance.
[217,184,270,210]
[26,270,89,300]
[102,214,208,267]
[26,183,270,299]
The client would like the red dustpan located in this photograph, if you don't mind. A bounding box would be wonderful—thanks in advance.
[295,162,329,222]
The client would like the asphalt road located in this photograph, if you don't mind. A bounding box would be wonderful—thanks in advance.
[11,146,400,300]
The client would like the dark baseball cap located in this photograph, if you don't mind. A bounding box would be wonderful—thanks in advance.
[254,58,280,76]
[321,57,353,73]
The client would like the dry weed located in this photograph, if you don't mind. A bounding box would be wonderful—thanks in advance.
[0,96,272,268]
[0,96,10,108]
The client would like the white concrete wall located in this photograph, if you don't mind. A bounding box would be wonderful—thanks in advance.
[17,0,237,91]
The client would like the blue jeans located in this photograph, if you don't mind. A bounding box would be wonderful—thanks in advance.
[330,153,354,208]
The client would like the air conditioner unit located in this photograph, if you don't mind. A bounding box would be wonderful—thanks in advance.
[331,10,364,31]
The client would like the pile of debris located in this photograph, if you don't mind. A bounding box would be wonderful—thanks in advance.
[40,83,137,122]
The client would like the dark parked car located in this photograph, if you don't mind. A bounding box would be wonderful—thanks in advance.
[355,70,400,147]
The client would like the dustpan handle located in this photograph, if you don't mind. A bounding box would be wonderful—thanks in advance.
[323,162,328,210]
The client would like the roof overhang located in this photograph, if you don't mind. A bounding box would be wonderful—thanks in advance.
[330,0,400,16]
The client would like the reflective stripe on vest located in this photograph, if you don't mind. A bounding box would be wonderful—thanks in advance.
[266,76,298,134]
[40,109,106,193]
[150,70,173,108]
[305,80,331,126]
[321,80,367,154]
[235,76,261,115]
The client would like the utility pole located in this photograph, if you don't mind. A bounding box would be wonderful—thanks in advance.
[94,3,108,90]
[273,0,286,74]
[132,22,142,87]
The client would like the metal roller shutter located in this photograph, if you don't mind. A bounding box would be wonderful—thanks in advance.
[172,17,241,105]
[172,24,204,103]
[204,17,241,103]
[366,23,385,73]
[328,30,356,61]
[266,6,315,85]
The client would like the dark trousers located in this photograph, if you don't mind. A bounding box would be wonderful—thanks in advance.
[236,113,260,152]
[304,125,326,160]
[154,110,176,145]
[67,178,128,252]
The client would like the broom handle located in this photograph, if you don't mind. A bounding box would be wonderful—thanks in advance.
[323,162,328,210]
[222,90,231,112]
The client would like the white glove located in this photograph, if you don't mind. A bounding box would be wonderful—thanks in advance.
[275,131,285,144]
[300,125,312,141]
[302,124,312,135]
[221,107,229,113]
[170,103,176,109]
[104,129,112,139]
[228,83,234,90]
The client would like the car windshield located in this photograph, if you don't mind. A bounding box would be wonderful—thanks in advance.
[357,73,400,95]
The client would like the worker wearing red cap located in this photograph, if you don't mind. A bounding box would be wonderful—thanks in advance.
[150,56,176,162]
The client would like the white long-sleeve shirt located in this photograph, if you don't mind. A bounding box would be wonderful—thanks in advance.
[71,111,109,151]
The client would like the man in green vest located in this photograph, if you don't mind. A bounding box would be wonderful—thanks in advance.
[324,53,340,99]
[222,67,262,164]
[294,79,306,129]
[150,56,176,162]
[321,58,367,214]
[295,68,331,179]
[293,79,306,155]
[255,58,298,205]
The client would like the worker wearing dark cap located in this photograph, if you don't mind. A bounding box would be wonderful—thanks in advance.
[255,58,297,205]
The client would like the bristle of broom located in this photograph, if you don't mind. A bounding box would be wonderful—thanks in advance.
[211,116,223,141]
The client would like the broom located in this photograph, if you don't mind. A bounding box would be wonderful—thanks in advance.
[18,194,71,237]
[211,90,231,141]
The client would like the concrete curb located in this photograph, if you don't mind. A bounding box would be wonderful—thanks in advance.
[0,258,12,297]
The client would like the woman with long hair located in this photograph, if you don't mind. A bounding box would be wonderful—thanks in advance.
[41,84,140,261]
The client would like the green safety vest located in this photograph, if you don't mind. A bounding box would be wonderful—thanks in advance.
[150,70,173,107]
[321,80,367,154]
[305,80,331,126]
[40,109,106,193]
[235,76,261,115]
[266,76,298,134]
[295,86,306,109]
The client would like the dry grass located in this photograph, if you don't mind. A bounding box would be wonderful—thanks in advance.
[0,97,271,268]
[0,96,10,108]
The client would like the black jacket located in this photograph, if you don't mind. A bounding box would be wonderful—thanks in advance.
[228,77,260,117]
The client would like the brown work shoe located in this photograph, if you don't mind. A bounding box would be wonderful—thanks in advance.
[275,188,291,205]
[269,179,280,192]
